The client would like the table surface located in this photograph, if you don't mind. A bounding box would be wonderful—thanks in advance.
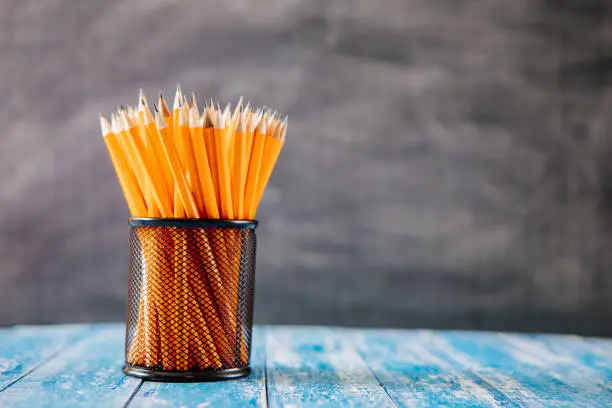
[0,325,611,407]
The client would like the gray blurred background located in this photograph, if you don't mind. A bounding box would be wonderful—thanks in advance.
[1,0,612,336]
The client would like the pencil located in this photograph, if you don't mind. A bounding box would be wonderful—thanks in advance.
[253,118,287,215]
[100,115,146,216]
[214,108,234,219]
[173,85,186,218]
[244,116,267,218]
[101,88,287,372]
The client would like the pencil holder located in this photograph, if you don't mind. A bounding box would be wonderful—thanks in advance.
[123,218,257,382]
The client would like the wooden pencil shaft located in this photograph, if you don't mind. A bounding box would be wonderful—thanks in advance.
[103,89,287,374]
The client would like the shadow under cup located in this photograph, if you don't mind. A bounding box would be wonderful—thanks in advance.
[123,218,257,382]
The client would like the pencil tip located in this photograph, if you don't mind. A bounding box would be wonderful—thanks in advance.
[258,118,267,133]
[178,106,186,125]
[138,89,148,109]
[174,85,182,109]
[155,109,167,128]
[99,114,112,135]
[189,106,199,127]
[238,111,247,132]
[110,113,120,134]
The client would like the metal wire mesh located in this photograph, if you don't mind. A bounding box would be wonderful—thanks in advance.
[124,219,256,377]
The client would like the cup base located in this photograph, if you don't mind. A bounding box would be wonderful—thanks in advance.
[123,364,251,382]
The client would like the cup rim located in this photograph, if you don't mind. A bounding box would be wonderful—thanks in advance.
[128,218,258,229]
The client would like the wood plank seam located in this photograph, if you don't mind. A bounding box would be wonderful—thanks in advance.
[452,367,522,408]
[0,326,143,407]
[353,330,524,407]
[354,349,401,408]
[263,325,270,408]
[124,326,267,407]
[425,332,535,408]
[123,380,144,408]
[0,329,91,393]
[265,327,399,407]
[500,333,612,396]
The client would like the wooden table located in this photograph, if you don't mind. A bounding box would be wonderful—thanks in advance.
[0,324,611,407]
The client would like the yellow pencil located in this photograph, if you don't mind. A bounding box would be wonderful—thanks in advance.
[244,115,267,218]
[173,85,186,217]
[214,109,234,219]
[100,115,146,216]
[253,118,286,215]
[101,89,288,373]
[154,110,200,218]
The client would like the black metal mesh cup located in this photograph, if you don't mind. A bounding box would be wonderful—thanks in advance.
[123,218,257,382]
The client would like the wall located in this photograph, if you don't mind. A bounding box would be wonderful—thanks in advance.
[1,0,611,335]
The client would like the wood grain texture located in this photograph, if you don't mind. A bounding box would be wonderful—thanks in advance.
[265,326,397,407]
[429,331,612,407]
[2,324,612,407]
[352,330,515,407]
[500,334,612,393]
[128,326,267,408]
[0,325,88,391]
[0,325,141,408]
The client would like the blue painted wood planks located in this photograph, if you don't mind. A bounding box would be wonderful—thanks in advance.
[353,329,516,407]
[128,327,267,408]
[265,327,396,407]
[0,324,612,407]
[0,324,89,392]
[0,324,140,407]
[429,331,612,407]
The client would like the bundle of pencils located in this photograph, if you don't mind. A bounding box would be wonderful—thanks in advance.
[100,86,286,371]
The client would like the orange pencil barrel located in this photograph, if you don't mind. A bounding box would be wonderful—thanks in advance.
[107,91,286,380]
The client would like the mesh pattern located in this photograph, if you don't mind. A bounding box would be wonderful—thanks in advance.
[125,221,256,373]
